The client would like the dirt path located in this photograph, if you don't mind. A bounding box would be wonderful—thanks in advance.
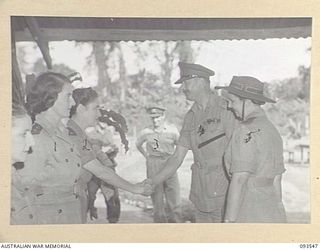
[87,192,153,224]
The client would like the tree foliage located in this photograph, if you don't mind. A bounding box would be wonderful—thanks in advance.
[266,65,310,138]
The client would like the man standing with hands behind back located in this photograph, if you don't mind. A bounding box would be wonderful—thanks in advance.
[144,62,236,223]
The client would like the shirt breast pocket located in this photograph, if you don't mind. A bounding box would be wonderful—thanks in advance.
[206,120,223,134]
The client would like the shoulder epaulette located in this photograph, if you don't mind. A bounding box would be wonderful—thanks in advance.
[31,123,43,135]
[66,127,77,136]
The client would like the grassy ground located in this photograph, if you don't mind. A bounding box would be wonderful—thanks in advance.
[109,138,310,223]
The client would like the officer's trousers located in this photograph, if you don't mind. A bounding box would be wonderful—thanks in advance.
[147,155,181,223]
[194,195,226,223]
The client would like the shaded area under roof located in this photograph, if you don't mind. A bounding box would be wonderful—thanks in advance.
[12,16,312,42]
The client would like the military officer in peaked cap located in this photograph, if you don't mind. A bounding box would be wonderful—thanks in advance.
[136,105,181,223]
[217,76,287,223]
[145,62,236,223]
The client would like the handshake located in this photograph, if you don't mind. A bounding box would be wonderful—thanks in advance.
[133,179,154,196]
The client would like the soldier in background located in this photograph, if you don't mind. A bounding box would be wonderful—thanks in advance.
[145,62,236,223]
[86,120,121,223]
[136,106,182,223]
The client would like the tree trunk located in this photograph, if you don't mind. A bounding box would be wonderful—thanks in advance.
[178,41,194,63]
[117,43,127,106]
[92,42,111,100]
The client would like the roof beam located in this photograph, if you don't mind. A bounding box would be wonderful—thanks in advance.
[24,17,52,69]
[14,25,311,42]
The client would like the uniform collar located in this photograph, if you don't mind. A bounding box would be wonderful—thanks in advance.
[35,115,59,137]
[191,91,220,113]
[243,107,266,122]
[67,119,86,138]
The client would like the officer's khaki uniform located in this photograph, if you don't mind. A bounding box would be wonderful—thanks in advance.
[66,119,115,223]
[18,116,82,224]
[11,168,37,224]
[225,108,286,223]
[178,92,235,222]
[137,123,181,223]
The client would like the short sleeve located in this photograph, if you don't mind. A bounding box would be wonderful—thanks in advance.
[221,108,237,140]
[82,158,107,178]
[136,128,149,146]
[177,112,193,149]
[80,139,97,165]
[229,125,258,174]
[19,134,51,186]
[165,124,180,144]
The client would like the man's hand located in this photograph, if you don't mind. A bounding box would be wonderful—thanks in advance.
[141,178,154,196]
[132,179,153,196]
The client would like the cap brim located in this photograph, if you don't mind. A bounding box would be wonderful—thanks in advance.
[216,86,276,103]
[149,114,163,118]
[174,75,195,84]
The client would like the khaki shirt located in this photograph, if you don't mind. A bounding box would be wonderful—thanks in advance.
[67,119,113,188]
[66,120,115,195]
[225,108,285,178]
[19,116,82,203]
[11,167,37,224]
[224,108,286,222]
[178,92,236,212]
[137,123,179,157]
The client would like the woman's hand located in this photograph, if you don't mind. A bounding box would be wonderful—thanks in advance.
[132,180,153,196]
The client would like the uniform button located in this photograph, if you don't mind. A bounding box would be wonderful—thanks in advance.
[70,148,74,152]
[77,163,80,167]
[24,187,29,191]
[65,159,69,162]
[29,214,33,219]
[58,209,62,214]
[11,207,15,212]
[213,192,217,196]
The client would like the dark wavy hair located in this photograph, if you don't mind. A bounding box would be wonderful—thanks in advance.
[26,72,71,122]
[69,87,98,118]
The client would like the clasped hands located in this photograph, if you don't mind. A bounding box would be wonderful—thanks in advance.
[134,178,154,196]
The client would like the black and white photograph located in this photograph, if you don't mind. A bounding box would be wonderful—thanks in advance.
[10,16,312,227]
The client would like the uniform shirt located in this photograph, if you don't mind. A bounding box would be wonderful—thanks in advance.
[66,119,115,182]
[86,126,115,153]
[11,167,36,224]
[225,107,285,178]
[177,92,236,212]
[178,92,235,168]
[19,116,82,202]
[136,123,179,157]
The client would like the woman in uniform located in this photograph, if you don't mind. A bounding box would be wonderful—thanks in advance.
[68,87,149,222]
[18,72,83,224]
[11,103,36,224]
[216,76,287,223]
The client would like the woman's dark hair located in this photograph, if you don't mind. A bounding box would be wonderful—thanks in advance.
[26,72,71,122]
[69,87,98,118]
